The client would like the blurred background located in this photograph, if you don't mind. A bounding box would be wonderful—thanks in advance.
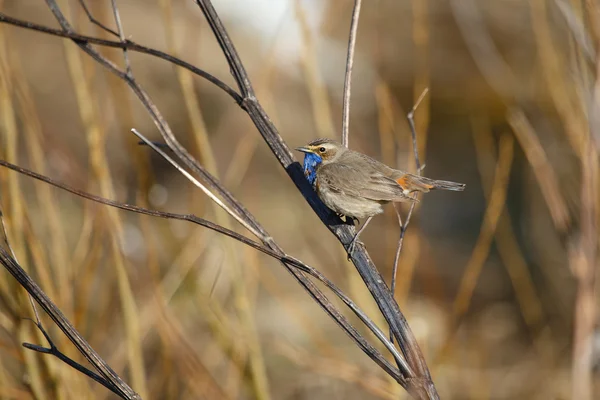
[0,0,598,399]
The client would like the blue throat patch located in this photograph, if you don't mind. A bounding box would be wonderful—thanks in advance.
[302,152,322,187]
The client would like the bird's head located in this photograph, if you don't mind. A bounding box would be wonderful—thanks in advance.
[295,138,345,186]
[295,138,344,165]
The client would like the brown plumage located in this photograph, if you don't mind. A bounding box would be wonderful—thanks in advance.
[296,138,465,254]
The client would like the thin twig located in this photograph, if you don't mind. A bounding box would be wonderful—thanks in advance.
[390,88,429,319]
[77,0,119,37]
[132,129,264,239]
[341,0,362,148]
[0,13,242,103]
[109,0,132,76]
[22,319,121,395]
[406,88,428,173]
[0,207,43,324]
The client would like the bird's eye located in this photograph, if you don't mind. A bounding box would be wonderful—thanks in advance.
[319,147,326,153]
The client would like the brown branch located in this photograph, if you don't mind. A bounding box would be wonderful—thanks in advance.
[0,247,140,400]
[391,88,429,310]
[0,12,242,103]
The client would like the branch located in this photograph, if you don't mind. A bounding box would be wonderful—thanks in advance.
[0,248,139,400]
[391,88,429,312]
[0,12,242,103]
[22,319,122,395]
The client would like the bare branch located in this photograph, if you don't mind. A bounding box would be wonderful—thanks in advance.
[109,0,132,76]
[390,88,428,342]
[0,12,242,103]
[77,0,119,37]
[132,128,264,239]
[22,319,122,396]
[0,247,140,400]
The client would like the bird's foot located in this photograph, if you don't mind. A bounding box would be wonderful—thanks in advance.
[346,234,360,260]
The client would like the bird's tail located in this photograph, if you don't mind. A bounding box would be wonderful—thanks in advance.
[397,174,466,193]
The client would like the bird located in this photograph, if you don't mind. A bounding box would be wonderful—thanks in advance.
[295,138,465,256]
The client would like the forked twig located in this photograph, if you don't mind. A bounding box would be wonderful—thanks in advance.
[109,0,132,76]
[77,0,119,37]
[341,0,362,148]
[390,88,429,309]
[0,246,140,400]
[0,13,242,103]
[22,319,121,394]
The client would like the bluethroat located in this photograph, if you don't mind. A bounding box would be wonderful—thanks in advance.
[296,138,465,255]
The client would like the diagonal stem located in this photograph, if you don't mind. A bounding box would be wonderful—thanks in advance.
[341,0,362,148]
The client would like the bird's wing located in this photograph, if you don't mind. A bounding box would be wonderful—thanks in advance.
[318,163,415,202]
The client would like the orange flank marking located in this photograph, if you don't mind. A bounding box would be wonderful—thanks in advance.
[396,175,433,191]
[395,176,409,189]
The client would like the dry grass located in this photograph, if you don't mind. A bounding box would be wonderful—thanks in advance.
[0,0,598,399]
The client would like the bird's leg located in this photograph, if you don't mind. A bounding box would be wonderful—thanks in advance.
[347,216,374,259]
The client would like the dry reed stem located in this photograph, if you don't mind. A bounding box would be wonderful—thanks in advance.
[507,109,570,233]
[570,142,598,400]
[10,46,90,396]
[151,295,230,399]
[341,0,362,148]
[276,339,399,400]
[108,230,211,373]
[569,2,600,397]
[58,0,147,395]
[471,116,545,333]
[294,0,336,139]
[530,0,587,157]
[452,133,514,319]
[0,24,25,312]
[0,28,55,400]
[11,52,71,313]
[411,0,430,161]
[159,1,270,398]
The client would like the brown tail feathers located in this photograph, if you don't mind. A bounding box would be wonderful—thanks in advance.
[397,174,466,193]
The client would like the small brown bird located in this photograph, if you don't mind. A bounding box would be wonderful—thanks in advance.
[296,138,465,254]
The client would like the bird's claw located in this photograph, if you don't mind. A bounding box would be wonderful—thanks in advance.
[346,235,359,260]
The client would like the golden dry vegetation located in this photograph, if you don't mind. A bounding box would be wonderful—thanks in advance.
[0,0,599,399]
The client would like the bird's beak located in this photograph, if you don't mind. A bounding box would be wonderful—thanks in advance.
[295,146,313,154]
